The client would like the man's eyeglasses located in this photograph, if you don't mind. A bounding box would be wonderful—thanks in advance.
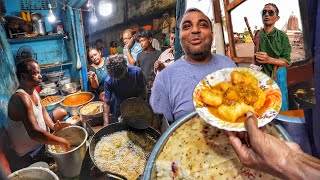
[261,10,276,16]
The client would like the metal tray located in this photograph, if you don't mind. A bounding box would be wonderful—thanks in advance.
[85,117,104,136]
[143,111,292,179]
[43,95,65,111]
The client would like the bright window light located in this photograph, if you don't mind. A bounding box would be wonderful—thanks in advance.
[99,0,112,17]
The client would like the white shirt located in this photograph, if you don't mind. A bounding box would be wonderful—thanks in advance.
[152,38,161,51]
[7,89,47,156]
[155,48,174,75]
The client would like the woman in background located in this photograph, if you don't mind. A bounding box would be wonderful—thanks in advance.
[87,48,115,112]
[87,47,108,99]
[109,41,117,55]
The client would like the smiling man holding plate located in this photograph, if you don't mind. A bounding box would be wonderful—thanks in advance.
[150,8,236,123]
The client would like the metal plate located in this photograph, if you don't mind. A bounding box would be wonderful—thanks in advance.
[143,111,292,179]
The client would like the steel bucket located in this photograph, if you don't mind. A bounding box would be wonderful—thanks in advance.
[47,126,88,178]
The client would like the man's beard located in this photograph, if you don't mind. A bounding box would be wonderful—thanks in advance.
[184,45,211,62]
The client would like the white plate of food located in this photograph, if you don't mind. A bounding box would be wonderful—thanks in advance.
[65,116,81,125]
[193,67,282,131]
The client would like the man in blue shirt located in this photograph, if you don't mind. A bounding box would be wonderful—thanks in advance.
[103,54,147,125]
[122,29,142,65]
[150,8,236,122]
[96,39,109,58]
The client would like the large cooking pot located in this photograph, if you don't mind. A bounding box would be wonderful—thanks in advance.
[47,126,88,178]
[143,111,292,179]
[7,167,59,180]
[60,92,94,116]
[89,122,160,179]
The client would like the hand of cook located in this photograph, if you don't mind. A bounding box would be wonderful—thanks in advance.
[255,52,272,64]
[60,137,72,152]
[53,120,71,132]
[225,112,303,178]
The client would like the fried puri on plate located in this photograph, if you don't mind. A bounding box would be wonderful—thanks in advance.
[193,67,282,131]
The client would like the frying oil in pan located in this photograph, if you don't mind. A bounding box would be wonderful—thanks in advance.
[93,131,156,180]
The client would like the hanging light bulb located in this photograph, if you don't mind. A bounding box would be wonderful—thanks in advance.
[87,0,92,8]
[90,8,98,23]
[99,0,112,17]
[48,4,56,23]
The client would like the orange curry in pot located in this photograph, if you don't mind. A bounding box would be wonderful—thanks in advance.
[61,93,93,106]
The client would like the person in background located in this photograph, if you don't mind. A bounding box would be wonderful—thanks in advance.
[103,54,147,125]
[160,32,170,51]
[136,30,162,101]
[226,112,320,179]
[109,40,117,55]
[254,3,291,111]
[225,43,231,58]
[154,27,175,75]
[152,37,161,51]
[138,28,161,51]
[96,39,110,58]
[87,47,108,98]
[116,38,124,54]
[122,29,142,65]
[7,59,71,170]
[150,8,236,122]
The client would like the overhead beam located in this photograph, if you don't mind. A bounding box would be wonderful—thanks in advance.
[68,0,87,8]
[226,0,246,11]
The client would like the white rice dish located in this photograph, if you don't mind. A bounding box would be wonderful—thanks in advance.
[94,131,156,180]
[48,144,77,153]
[80,102,102,115]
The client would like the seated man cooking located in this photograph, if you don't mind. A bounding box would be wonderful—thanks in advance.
[103,54,147,126]
[7,59,71,171]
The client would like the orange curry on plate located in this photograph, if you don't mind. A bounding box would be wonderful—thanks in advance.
[196,71,281,123]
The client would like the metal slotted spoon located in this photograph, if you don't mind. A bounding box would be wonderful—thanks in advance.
[120,97,154,129]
